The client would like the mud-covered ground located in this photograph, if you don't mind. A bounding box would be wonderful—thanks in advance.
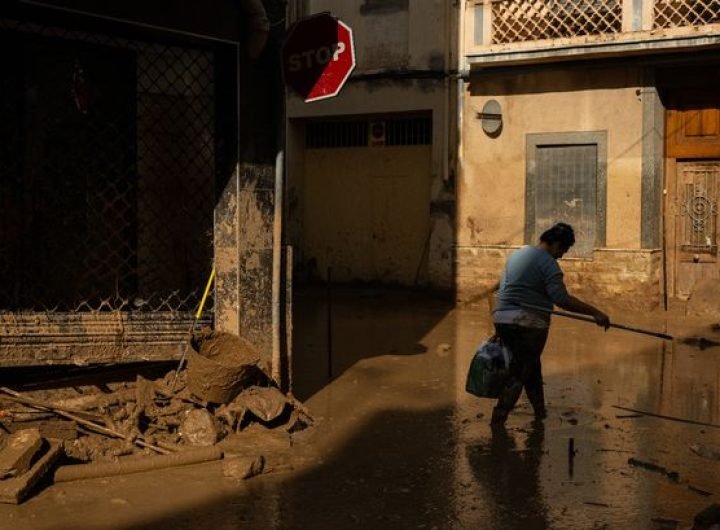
[2,287,719,529]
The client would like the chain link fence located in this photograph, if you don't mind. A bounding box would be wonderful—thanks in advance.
[0,15,234,317]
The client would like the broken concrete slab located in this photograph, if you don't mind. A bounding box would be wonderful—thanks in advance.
[223,455,265,480]
[7,420,78,442]
[219,426,291,457]
[237,387,288,423]
[180,409,219,447]
[0,428,42,480]
[0,440,62,504]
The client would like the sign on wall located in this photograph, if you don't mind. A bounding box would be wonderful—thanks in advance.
[282,13,356,103]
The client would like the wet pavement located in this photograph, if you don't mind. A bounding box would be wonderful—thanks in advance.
[2,287,720,529]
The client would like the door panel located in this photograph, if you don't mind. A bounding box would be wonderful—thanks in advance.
[303,146,432,284]
[673,162,720,298]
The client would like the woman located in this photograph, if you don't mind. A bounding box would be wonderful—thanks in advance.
[491,222,610,425]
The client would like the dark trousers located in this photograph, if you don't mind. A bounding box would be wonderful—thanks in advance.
[493,323,549,420]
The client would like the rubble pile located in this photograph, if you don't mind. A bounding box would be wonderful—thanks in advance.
[0,332,313,503]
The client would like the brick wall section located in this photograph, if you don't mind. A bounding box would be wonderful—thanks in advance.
[456,246,663,310]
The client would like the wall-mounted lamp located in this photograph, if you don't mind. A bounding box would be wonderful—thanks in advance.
[476,99,502,137]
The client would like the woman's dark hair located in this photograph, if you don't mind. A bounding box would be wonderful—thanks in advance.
[540,222,575,248]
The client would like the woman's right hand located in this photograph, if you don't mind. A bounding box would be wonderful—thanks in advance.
[593,311,610,330]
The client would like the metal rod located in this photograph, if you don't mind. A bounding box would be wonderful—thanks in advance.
[272,150,285,386]
[520,303,674,341]
[286,245,294,394]
[612,405,720,429]
[327,267,333,382]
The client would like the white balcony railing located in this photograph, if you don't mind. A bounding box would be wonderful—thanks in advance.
[653,0,720,29]
[467,0,720,52]
[491,0,623,44]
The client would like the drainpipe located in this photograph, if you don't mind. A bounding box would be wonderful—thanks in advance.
[269,0,286,387]
[272,148,284,386]
[239,0,271,58]
[456,1,467,299]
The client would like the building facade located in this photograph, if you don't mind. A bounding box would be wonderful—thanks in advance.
[458,0,720,309]
[285,0,458,291]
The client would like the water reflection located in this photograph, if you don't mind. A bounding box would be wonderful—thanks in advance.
[466,422,549,530]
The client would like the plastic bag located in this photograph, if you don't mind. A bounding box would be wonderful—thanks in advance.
[465,336,512,399]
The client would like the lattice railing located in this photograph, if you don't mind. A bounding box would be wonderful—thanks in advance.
[654,0,720,29]
[491,0,623,44]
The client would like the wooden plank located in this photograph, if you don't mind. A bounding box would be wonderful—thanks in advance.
[667,107,720,158]
[0,428,42,480]
[0,441,62,504]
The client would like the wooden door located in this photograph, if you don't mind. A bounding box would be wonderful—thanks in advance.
[670,162,720,299]
[665,87,720,299]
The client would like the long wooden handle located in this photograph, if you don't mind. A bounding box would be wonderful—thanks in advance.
[519,304,674,341]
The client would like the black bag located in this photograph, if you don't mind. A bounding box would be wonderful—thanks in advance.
[465,335,512,399]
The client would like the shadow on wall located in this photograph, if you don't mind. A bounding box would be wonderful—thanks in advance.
[291,285,454,402]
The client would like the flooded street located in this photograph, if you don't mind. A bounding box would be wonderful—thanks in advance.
[2,288,720,529]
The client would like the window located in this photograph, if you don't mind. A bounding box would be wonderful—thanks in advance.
[525,132,607,259]
[305,115,432,149]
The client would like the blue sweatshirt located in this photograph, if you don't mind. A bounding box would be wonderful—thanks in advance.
[495,245,570,316]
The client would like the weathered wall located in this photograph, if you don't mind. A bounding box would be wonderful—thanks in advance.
[302,145,432,283]
[458,64,661,305]
[286,0,457,289]
[0,1,283,366]
[214,0,285,366]
[304,0,448,72]
[456,246,663,310]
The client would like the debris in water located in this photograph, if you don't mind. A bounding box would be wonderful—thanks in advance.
[651,517,679,530]
[0,332,313,502]
[180,409,220,447]
[688,485,713,497]
[0,428,43,480]
[223,455,265,480]
[690,444,720,462]
[627,458,679,482]
[0,440,62,504]
[677,337,720,350]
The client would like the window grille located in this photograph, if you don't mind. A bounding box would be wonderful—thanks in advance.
[386,117,432,146]
[306,116,431,148]
[0,18,235,315]
[534,144,598,259]
[306,120,369,148]
[491,0,622,44]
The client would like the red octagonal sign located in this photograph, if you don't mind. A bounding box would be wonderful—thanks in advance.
[283,13,356,103]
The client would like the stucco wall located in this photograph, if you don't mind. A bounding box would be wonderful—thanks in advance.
[305,0,449,72]
[286,0,456,289]
[458,65,661,305]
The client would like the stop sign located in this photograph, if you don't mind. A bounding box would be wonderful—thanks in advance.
[283,13,356,103]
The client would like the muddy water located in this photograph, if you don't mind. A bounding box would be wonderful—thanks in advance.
[2,287,720,529]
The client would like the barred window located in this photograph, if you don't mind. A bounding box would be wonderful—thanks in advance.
[526,132,608,259]
[306,115,432,149]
